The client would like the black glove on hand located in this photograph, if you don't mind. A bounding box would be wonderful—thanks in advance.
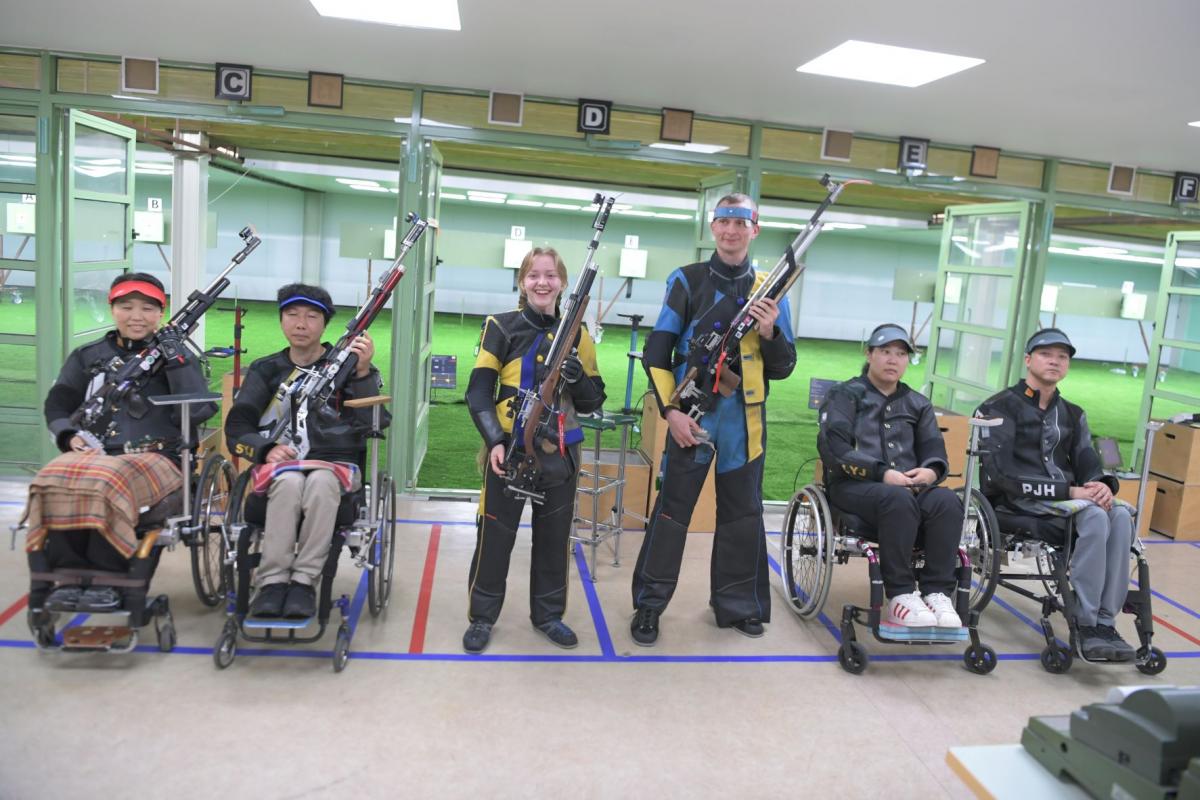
[156,325,188,369]
[560,353,584,384]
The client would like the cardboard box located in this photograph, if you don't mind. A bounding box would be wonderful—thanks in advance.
[936,411,970,490]
[1149,473,1200,540]
[576,448,651,527]
[1115,476,1159,539]
[641,397,717,533]
[1150,423,1200,486]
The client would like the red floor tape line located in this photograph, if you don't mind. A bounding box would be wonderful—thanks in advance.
[408,524,443,654]
[1153,614,1200,648]
[0,595,28,628]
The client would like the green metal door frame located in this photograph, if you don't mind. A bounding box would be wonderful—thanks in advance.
[62,109,136,354]
[1132,230,1200,467]
[924,200,1036,413]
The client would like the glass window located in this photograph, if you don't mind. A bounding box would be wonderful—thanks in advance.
[0,115,36,185]
[939,271,1013,330]
[72,199,127,263]
[73,124,128,195]
[0,268,34,334]
[71,267,126,334]
[1172,240,1200,289]
[0,419,43,465]
[932,327,1005,389]
[0,192,36,261]
[0,344,39,409]
[1164,294,1200,343]
[1154,345,1200,404]
[946,213,1022,270]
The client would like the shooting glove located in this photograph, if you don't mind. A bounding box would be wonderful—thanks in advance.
[560,353,584,384]
[156,325,189,369]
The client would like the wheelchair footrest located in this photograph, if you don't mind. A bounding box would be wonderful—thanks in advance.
[242,617,312,630]
[878,622,969,643]
[62,625,135,651]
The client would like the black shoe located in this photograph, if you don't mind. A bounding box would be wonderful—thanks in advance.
[45,585,83,612]
[731,618,765,638]
[1098,624,1136,662]
[282,583,317,619]
[534,619,579,649]
[78,586,122,611]
[631,606,660,647]
[463,621,493,654]
[249,583,289,618]
[1078,624,1117,660]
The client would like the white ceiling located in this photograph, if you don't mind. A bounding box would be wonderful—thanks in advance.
[7,0,1198,173]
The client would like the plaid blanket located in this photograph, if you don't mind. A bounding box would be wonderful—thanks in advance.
[250,460,359,496]
[23,452,183,557]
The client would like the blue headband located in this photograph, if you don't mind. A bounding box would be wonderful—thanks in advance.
[279,295,332,316]
[713,206,757,223]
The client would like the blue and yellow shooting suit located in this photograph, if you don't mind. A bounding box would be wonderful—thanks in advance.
[464,305,605,625]
[632,254,796,625]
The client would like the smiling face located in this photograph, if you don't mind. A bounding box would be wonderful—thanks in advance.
[1026,344,1072,387]
[110,295,164,341]
[520,252,565,316]
[709,200,760,265]
[280,303,328,350]
[866,342,911,386]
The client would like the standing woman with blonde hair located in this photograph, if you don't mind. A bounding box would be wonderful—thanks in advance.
[462,247,606,653]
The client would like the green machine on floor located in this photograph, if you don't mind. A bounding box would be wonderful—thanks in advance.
[1023,687,1200,798]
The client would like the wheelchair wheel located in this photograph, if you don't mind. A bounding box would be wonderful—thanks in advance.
[780,485,834,620]
[156,620,177,653]
[332,623,351,673]
[213,620,238,669]
[963,643,997,675]
[27,609,57,648]
[1040,642,1073,674]
[837,641,869,675]
[191,455,237,607]
[367,474,398,617]
[957,488,1001,615]
[1137,647,1167,676]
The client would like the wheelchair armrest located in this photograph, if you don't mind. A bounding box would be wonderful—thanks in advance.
[344,395,392,409]
[147,391,222,407]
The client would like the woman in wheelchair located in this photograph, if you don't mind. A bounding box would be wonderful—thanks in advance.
[29,272,216,616]
[224,284,388,621]
[816,323,963,630]
[462,247,605,654]
[976,328,1137,663]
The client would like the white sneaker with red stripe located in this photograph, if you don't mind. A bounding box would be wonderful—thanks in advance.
[885,592,937,627]
[923,592,962,628]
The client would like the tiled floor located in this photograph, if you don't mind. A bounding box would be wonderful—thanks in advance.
[1,477,1197,799]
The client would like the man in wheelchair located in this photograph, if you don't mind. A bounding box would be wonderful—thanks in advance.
[976,328,1135,662]
[224,284,387,620]
[26,273,215,635]
[817,324,964,631]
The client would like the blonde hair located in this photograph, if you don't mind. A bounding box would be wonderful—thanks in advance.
[516,247,568,315]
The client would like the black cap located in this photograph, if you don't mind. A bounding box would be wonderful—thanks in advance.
[1025,327,1076,357]
[867,323,915,353]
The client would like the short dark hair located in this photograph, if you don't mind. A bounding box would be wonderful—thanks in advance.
[715,192,757,212]
[277,283,334,323]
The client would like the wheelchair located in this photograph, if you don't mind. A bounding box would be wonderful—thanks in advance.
[14,391,229,655]
[780,417,1002,675]
[212,395,397,672]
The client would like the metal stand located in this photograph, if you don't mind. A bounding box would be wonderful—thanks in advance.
[570,315,647,581]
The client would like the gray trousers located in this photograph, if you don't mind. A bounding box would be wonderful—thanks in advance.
[259,470,349,588]
[1071,503,1133,627]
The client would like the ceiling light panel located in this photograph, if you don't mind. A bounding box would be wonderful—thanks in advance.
[310,0,461,31]
[797,40,984,88]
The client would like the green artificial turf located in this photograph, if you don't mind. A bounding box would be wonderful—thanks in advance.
[3,297,1196,499]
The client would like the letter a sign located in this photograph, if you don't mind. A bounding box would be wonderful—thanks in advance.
[577,99,612,135]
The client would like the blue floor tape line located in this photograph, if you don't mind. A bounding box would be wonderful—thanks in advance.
[573,543,615,658]
[1131,579,1200,623]
[764,551,842,643]
[5,636,1199,663]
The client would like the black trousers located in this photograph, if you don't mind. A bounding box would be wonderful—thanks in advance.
[828,482,962,597]
[632,437,771,625]
[44,530,130,573]
[467,464,578,626]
